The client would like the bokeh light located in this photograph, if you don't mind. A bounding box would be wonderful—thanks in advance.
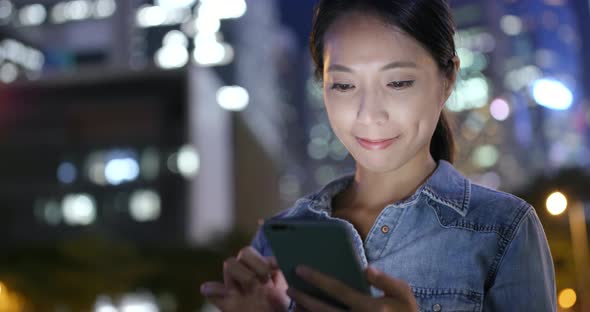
[62,193,97,226]
[531,78,573,110]
[500,15,523,36]
[0,62,18,83]
[472,145,499,168]
[19,4,47,26]
[120,292,159,312]
[193,34,234,66]
[177,145,200,178]
[307,137,330,160]
[104,157,140,185]
[129,189,161,222]
[136,5,166,27]
[216,85,249,111]
[155,0,196,10]
[93,0,116,18]
[447,75,490,112]
[43,200,62,226]
[546,191,568,216]
[558,288,577,309]
[199,0,247,20]
[490,98,511,121]
[140,148,160,181]
[0,1,13,21]
[57,161,77,184]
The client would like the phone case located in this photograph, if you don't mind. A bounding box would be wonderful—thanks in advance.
[263,219,370,309]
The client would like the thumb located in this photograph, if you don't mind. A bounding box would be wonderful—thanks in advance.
[366,266,412,298]
[270,267,289,290]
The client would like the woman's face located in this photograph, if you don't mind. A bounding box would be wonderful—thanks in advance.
[322,12,452,173]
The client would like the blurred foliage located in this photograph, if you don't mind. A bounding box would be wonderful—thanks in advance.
[0,230,252,311]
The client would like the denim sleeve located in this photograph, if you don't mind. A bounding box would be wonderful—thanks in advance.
[483,208,557,311]
[250,228,268,255]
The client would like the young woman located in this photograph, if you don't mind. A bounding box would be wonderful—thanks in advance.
[200,0,557,311]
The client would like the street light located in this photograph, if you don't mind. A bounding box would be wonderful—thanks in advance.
[546,191,590,311]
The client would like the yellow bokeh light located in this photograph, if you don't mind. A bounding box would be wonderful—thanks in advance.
[0,281,24,312]
[558,288,577,309]
[546,191,567,215]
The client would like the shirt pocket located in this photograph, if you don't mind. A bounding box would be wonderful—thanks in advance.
[413,288,482,312]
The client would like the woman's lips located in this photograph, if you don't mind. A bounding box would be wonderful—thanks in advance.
[356,136,398,150]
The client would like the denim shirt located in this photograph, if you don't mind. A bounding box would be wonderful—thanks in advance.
[251,160,557,311]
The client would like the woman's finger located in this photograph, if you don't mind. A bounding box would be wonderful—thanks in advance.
[200,281,227,297]
[267,256,280,270]
[224,257,258,291]
[237,246,274,283]
[287,288,344,312]
[366,266,412,298]
[223,258,239,290]
[295,265,365,307]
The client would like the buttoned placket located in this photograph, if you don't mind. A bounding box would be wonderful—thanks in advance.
[362,204,407,262]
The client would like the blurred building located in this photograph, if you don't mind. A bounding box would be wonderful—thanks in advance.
[0,0,301,248]
[449,0,589,190]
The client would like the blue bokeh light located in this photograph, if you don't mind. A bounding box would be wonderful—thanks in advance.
[531,78,573,110]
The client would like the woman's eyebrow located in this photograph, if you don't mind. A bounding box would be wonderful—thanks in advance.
[380,61,417,71]
[327,61,418,73]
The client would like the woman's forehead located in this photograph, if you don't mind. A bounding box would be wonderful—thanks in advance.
[322,13,433,69]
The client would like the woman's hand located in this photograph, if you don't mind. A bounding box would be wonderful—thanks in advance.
[200,246,290,312]
[287,265,418,312]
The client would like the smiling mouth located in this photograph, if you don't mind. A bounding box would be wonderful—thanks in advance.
[355,136,399,150]
[358,138,393,143]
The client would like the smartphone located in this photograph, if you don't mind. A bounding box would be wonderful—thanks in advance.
[262,219,370,309]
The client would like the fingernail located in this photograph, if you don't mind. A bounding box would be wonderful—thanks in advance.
[200,283,210,294]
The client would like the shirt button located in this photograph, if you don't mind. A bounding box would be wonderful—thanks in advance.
[380,225,390,233]
[432,303,442,312]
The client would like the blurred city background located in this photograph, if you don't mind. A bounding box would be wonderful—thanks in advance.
[0,0,588,311]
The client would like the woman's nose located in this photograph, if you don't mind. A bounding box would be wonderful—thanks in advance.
[356,91,389,126]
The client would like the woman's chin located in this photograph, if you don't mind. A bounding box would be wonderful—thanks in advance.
[354,154,406,174]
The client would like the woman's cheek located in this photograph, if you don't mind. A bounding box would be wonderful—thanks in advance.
[397,92,437,118]
[326,97,357,119]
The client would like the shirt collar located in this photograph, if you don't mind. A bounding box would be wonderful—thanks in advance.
[291,160,471,217]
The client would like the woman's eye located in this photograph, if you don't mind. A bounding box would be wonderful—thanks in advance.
[330,83,355,92]
[388,80,414,89]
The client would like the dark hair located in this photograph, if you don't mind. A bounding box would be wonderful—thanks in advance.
[310,0,457,163]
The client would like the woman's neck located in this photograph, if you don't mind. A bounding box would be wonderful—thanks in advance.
[341,152,437,211]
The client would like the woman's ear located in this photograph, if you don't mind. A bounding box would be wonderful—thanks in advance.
[441,55,460,106]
